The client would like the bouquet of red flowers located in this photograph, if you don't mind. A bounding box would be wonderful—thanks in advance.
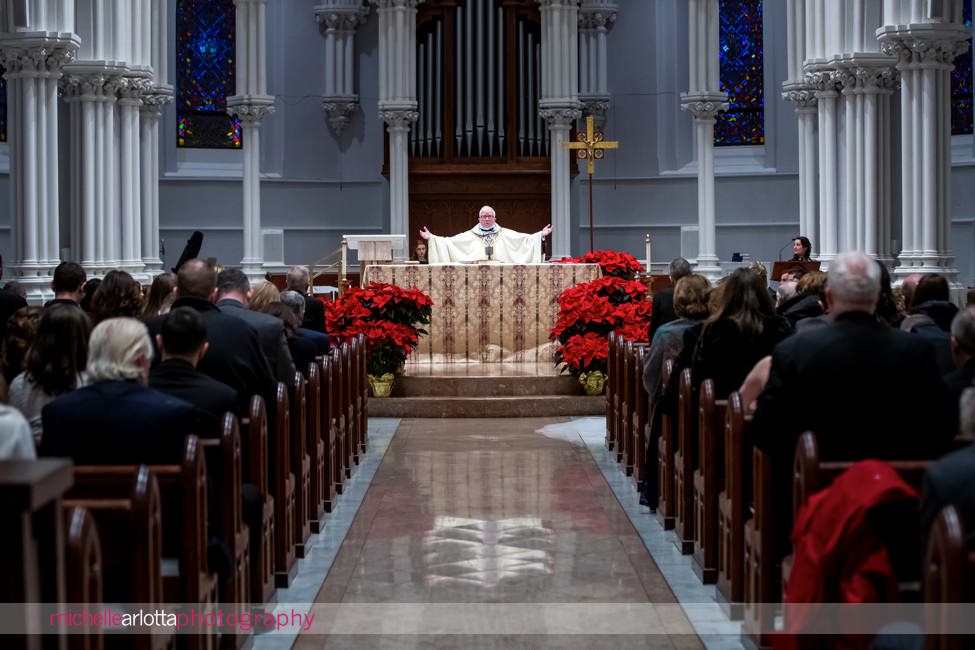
[575,250,644,280]
[325,282,433,376]
[551,274,652,378]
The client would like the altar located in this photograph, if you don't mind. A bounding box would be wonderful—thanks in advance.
[363,263,602,363]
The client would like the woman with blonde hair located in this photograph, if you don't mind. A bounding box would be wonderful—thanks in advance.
[249,281,281,311]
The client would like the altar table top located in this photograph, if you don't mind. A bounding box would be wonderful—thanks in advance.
[363,263,602,363]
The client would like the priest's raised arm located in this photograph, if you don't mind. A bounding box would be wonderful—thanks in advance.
[418,206,553,264]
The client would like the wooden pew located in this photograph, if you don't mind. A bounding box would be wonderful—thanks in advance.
[64,465,170,650]
[63,506,103,650]
[716,391,751,618]
[239,395,275,604]
[272,382,298,587]
[199,414,251,647]
[673,367,696,554]
[656,358,676,530]
[747,431,931,649]
[613,333,626,462]
[341,342,356,477]
[290,371,312,558]
[349,336,362,465]
[692,378,727,584]
[630,346,651,493]
[620,339,635,475]
[924,505,975,650]
[331,346,348,494]
[319,355,338,513]
[305,361,327,534]
[0,458,74,647]
[605,331,618,452]
[356,332,369,455]
[75,436,217,650]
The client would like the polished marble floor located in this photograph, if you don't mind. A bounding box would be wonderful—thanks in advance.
[290,417,707,649]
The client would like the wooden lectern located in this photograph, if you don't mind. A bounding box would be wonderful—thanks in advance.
[771,260,821,281]
[342,235,407,296]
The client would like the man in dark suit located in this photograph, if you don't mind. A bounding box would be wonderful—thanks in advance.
[40,317,195,464]
[920,406,975,549]
[753,251,954,464]
[147,259,276,417]
[647,257,691,342]
[150,307,239,436]
[287,265,326,333]
[45,261,86,308]
[280,290,330,355]
[215,268,296,387]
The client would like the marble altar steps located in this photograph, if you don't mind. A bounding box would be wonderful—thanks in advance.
[368,375,604,418]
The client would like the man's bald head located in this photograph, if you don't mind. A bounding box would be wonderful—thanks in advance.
[177,259,218,301]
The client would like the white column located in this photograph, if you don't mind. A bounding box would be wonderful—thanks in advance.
[316,0,370,135]
[0,43,77,304]
[782,86,819,250]
[810,70,839,264]
[577,0,616,127]
[680,0,726,282]
[229,0,275,282]
[118,77,150,277]
[879,18,969,288]
[373,0,421,240]
[539,0,581,258]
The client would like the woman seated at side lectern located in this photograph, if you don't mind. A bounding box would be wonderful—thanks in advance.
[418,205,552,264]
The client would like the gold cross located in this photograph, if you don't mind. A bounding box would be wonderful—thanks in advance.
[565,115,619,175]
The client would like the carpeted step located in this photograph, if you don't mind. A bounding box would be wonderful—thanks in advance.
[368,394,605,418]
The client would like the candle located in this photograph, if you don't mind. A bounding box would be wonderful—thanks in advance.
[645,234,652,274]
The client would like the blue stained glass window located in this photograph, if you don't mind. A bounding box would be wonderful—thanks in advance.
[952,0,973,136]
[715,0,765,146]
[176,0,241,149]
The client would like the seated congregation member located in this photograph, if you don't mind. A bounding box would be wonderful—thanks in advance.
[40,318,194,464]
[142,271,176,319]
[281,290,330,354]
[943,306,975,435]
[0,400,34,460]
[676,266,792,400]
[780,270,827,328]
[920,386,975,549]
[90,270,144,325]
[901,273,957,375]
[46,261,86,308]
[249,281,281,312]
[9,306,90,443]
[147,259,276,417]
[1,307,43,386]
[150,307,239,436]
[642,273,710,399]
[286,265,326,334]
[0,282,27,341]
[260,302,317,373]
[647,257,692,342]
[875,262,903,327]
[752,251,954,515]
[215,269,296,388]
[79,278,100,313]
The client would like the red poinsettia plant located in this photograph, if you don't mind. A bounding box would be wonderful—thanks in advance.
[551,274,652,377]
[574,250,645,280]
[325,282,433,376]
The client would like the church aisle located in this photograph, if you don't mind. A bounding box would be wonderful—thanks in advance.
[293,417,706,649]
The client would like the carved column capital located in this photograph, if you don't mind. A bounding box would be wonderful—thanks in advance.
[578,5,617,31]
[1,45,76,78]
[880,32,970,70]
[781,82,818,111]
[379,108,418,130]
[227,95,276,127]
[539,106,583,126]
[323,98,359,134]
[680,92,729,120]
[579,97,610,127]
[118,76,154,105]
[370,0,421,9]
[316,4,370,31]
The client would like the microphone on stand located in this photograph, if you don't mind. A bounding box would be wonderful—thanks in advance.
[778,242,791,261]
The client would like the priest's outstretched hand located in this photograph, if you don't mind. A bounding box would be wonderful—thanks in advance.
[419,227,433,240]
[538,224,553,237]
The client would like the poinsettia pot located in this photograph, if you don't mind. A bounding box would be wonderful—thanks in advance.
[367,373,396,398]
[579,370,607,396]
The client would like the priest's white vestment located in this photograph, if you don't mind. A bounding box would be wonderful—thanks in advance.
[426,224,543,264]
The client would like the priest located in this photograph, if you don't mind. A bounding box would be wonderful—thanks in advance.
[419,206,553,264]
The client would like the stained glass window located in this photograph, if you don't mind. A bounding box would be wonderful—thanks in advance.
[952,0,973,136]
[715,0,765,146]
[176,0,241,149]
